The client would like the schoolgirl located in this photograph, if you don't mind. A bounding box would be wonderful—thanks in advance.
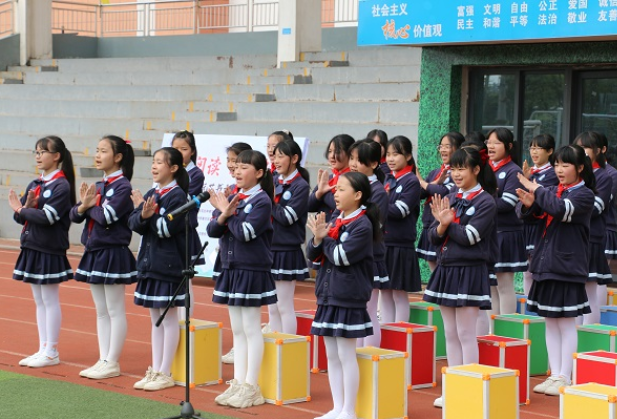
[70,135,137,379]
[9,136,76,368]
[520,134,558,295]
[307,172,379,419]
[219,142,252,365]
[486,127,527,315]
[416,132,465,271]
[423,146,497,408]
[308,134,355,222]
[208,150,277,409]
[381,136,422,323]
[346,139,388,347]
[367,129,390,176]
[517,144,594,396]
[129,147,190,391]
[597,132,617,305]
[266,130,293,181]
[574,132,613,324]
[269,140,311,334]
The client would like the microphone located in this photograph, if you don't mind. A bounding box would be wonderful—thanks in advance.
[166,191,210,221]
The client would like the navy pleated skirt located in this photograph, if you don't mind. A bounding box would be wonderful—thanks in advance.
[606,230,617,260]
[13,248,73,285]
[526,279,590,318]
[271,249,309,281]
[416,229,438,262]
[383,246,421,292]
[311,305,373,338]
[372,259,390,289]
[524,223,543,258]
[212,268,277,307]
[423,264,492,310]
[134,277,185,308]
[589,242,612,285]
[75,247,137,285]
[494,231,528,273]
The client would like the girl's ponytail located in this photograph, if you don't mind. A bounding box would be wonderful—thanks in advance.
[364,201,383,242]
[102,135,135,181]
[36,136,76,206]
[236,150,275,203]
[340,172,382,242]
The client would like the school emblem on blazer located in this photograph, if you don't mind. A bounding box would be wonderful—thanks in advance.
[106,188,114,197]
[466,206,476,216]
[159,207,166,215]
[395,185,403,193]
[244,203,253,214]
[340,232,350,242]
[283,191,292,200]
[43,190,52,198]
[499,172,506,179]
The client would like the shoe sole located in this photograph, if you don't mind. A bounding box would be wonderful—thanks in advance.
[28,361,60,368]
[229,397,265,409]
[87,372,121,380]
[144,383,175,391]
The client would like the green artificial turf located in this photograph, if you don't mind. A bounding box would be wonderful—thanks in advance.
[0,370,232,419]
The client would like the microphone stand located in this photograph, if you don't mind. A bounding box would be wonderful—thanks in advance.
[157,211,208,419]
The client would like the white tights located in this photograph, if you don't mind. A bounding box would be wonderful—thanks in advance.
[476,310,490,336]
[441,306,480,366]
[358,289,381,347]
[31,284,61,357]
[545,317,577,381]
[178,280,194,321]
[149,307,179,375]
[323,337,359,418]
[523,269,533,296]
[583,282,600,325]
[229,306,263,385]
[493,272,516,315]
[268,281,297,334]
[90,284,127,362]
[379,290,409,323]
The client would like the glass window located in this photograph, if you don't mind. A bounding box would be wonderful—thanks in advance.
[469,73,517,135]
[580,75,617,148]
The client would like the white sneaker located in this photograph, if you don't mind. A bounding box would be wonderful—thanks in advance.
[222,348,234,364]
[28,354,60,368]
[335,413,357,419]
[214,379,240,406]
[545,376,570,396]
[261,323,272,333]
[134,367,155,390]
[144,372,175,391]
[433,396,443,408]
[80,360,103,378]
[87,360,120,380]
[533,376,557,394]
[19,352,42,367]
[314,410,341,419]
[226,383,266,408]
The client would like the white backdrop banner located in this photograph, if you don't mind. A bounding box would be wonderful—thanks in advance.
[160,133,310,277]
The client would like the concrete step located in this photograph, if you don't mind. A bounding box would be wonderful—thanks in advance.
[311,65,421,84]
[7,65,59,73]
[280,60,349,69]
[272,82,420,103]
[0,71,23,81]
[0,78,23,85]
[30,54,278,73]
[347,46,423,67]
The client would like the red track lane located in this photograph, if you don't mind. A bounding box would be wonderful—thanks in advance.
[0,248,560,419]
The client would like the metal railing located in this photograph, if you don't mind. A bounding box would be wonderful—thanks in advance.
[50,0,357,37]
[0,0,14,39]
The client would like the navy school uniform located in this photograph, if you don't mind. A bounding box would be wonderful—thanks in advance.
[382,166,422,292]
[604,163,617,259]
[70,170,137,285]
[423,185,495,309]
[379,160,391,176]
[207,185,277,307]
[129,182,188,308]
[589,166,613,284]
[519,181,594,317]
[491,158,528,272]
[417,165,455,262]
[307,168,351,222]
[13,170,74,284]
[271,170,310,281]
[522,163,559,258]
[187,162,206,265]
[331,175,390,289]
[307,207,374,338]
[211,183,238,282]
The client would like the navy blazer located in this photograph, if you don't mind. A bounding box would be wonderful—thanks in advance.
[383,170,421,247]
[420,166,456,228]
[590,167,613,244]
[272,175,310,251]
[494,160,524,232]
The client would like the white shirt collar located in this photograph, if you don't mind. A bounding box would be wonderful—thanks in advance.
[240,184,263,201]
[458,183,481,199]
[185,161,196,172]
[340,205,366,220]
[157,180,178,190]
[281,169,299,184]
[41,169,61,182]
[534,162,552,172]
[103,169,123,181]
[368,174,378,183]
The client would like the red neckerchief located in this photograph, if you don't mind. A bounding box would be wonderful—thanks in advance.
[88,174,124,234]
[32,171,66,198]
[441,188,483,250]
[425,164,450,205]
[543,179,582,236]
[385,165,414,193]
[328,167,351,193]
[153,184,176,214]
[593,162,601,170]
[237,193,250,200]
[270,162,277,173]
[380,157,386,164]
[490,156,512,173]
[231,185,238,195]
[327,209,366,240]
[275,171,302,204]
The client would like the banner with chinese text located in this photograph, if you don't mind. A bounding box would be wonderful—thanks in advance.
[161,133,310,277]
[358,0,617,46]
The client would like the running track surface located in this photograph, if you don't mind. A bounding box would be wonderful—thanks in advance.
[0,240,559,419]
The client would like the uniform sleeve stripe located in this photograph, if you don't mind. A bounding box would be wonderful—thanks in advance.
[595,196,605,212]
[502,192,518,206]
[103,205,118,223]
[242,222,257,241]
[43,208,55,225]
[284,206,298,222]
[465,225,481,245]
[333,246,341,266]
[563,199,574,223]
[337,244,350,266]
[156,217,170,238]
[395,200,410,217]
[43,204,60,220]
